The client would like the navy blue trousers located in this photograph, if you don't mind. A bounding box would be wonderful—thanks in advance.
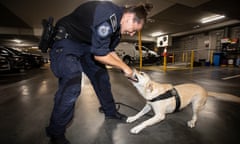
[46,39,117,137]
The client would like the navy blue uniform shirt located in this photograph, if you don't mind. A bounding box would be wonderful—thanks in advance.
[55,1,123,56]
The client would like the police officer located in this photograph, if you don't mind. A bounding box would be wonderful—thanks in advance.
[46,1,152,144]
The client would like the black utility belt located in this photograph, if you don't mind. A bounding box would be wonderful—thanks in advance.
[53,26,71,41]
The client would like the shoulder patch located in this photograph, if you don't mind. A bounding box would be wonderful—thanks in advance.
[97,22,111,38]
[109,13,117,32]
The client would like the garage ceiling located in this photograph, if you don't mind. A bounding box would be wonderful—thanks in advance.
[0,0,239,47]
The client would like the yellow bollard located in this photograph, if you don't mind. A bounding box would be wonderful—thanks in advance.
[163,55,167,72]
[185,52,188,62]
[172,52,174,64]
[138,31,142,70]
[163,47,167,72]
[190,50,194,69]
[182,52,185,62]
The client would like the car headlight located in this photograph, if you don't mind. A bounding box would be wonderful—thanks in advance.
[13,57,20,61]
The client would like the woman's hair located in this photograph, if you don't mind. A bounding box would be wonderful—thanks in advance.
[124,3,153,23]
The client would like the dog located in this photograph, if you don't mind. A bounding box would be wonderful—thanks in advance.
[126,70,240,134]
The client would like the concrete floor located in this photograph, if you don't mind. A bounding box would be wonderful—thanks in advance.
[0,64,240,144]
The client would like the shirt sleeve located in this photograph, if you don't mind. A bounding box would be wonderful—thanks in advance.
[90,3,118,56]
[91,21,113,56]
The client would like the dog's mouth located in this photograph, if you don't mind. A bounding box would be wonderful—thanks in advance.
[128,74,139,83]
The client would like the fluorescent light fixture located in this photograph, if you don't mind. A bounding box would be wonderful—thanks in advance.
[201,14,225,24]
[151,32,163,37]
[193,25,200,29]
[12,39,22,43]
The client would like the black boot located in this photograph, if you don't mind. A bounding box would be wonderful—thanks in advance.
[105,111,127,122]
[46,126,70,144]
[49,135,70,144]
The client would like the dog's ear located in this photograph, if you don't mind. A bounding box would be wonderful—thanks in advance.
[146,83,153,93]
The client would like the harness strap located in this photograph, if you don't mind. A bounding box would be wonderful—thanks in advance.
[149,88,181,112]
[149,90,173,102]
[173,88,181,112]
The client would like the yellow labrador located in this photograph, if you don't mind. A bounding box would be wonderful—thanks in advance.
[126,70,240,134]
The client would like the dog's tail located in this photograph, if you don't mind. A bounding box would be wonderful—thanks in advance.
[207,91,240,103]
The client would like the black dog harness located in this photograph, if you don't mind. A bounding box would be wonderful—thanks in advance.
[148,88,181,112]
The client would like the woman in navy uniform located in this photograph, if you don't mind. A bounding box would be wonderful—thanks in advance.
[46,1,152,144]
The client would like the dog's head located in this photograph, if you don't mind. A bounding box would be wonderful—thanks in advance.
[129,69,151,88]
[129,69,173,100]
[128,69,157,100]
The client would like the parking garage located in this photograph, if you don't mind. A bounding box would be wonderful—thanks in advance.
[0,0,240,144]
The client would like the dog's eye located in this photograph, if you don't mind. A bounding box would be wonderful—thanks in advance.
[140,72,144,75]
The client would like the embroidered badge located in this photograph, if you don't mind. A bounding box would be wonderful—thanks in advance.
[97,22,111,38]
[110,13,117,32]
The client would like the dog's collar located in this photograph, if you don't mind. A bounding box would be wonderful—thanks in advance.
[148,88,181,112]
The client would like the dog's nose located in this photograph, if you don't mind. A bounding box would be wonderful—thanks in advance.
[133,75,139,82]
[128,74,139,82]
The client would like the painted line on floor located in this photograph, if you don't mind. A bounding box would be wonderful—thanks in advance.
[136,66,189,72]
[221,74,240,80]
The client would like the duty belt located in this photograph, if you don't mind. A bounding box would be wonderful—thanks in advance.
[53,26,71,41]
[149,88,181,112]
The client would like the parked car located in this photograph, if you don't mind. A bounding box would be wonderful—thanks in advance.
[135,44,161,65]
[115,42,160,65]
[0,46,45,71]
[0,46,26,71]
[0,55,10,71]
[11,49,45,68]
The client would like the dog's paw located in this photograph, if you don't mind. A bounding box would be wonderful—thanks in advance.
[187,120,196,128]
[126,116,137,123]
[130,125,144,134]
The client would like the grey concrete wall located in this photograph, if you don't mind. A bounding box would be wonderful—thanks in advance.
[171,25,240,63]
